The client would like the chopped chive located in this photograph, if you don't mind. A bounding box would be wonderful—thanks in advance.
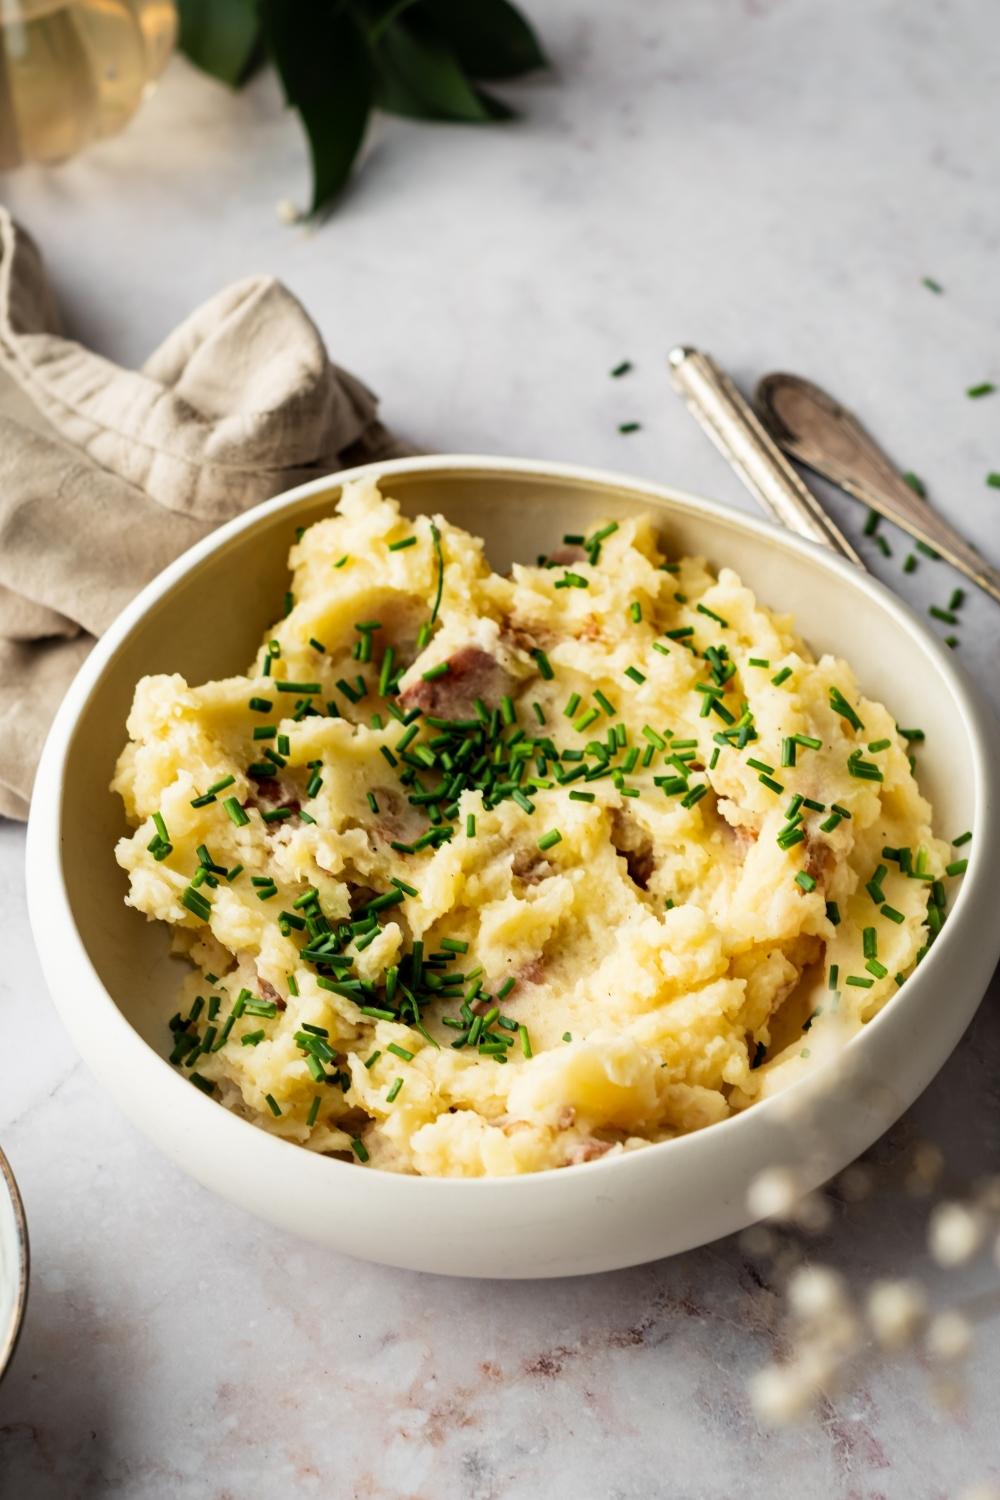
[275,681,320,694]
[903,554,917,574]
[249,696,272,712]
[952,831,972,846]
[846,975,874,988]
[465,814,476,838]
[916,540,940,558]
[771,667,792,687]
[387,1042,413,1062]
[429,522,445,624]
[795,872,816,892]
[422,661,451,682]
[867,739,891,752]
[306,1096,321,1127]
[696,602,729,627]
[223,796,250,827]
[610,360,632,377]
[987,473,1000,489]
[618,421,641,434]
[828,964,839,991]
[351,1138,369,1162]
[758,774,784,795]
[562,1031,572,1043]
[829,686,864,731]
[966,382,995,398]
[264,1093,282,1117]
[945,858,968,876]
[624,666,646,684]
[949,588,965,611]
[181,886,212,921]
[569,789,595,802]
[921,276,943,294]
[594,690,616,716]
[533,648,554,680]
[929,605,958,624]
[748,657,769,668]
[537,829,562,852]
[440,937,469,954]
[882,904,905,924]
[564,692,582,718]
[190,1072,215,1095]
[386,1078,404,1103]
[826,900,841,926]
[863,509,880,536]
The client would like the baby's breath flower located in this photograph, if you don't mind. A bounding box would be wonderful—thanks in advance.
[747,1166,800,1222]
[906,1141,945,1195]
[793,1192,832,1233]
[739,1224,778,1258]
[787,1265,848,1321]
[749,1361,817,1424]
[866,1279,927,1350]
[837,1163,874,1202]
[928,1202,986,1267]
[925,1309,973,1363]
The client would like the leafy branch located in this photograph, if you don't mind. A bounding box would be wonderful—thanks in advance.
[177,0,548,213]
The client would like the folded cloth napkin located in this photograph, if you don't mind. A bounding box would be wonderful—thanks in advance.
[0,207,409,819]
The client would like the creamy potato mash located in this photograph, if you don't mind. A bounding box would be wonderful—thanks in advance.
[112,480,953,1176]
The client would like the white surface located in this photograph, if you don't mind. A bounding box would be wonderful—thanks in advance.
[28,453,1000,1282]
[2,0,999,1491]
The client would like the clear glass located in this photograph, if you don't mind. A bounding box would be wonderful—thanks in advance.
[0,0,177,169]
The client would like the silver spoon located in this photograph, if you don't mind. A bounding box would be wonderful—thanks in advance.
[755,372,1000,606]
[667,347,864,567]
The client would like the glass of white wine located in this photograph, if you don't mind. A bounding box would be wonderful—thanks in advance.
[0,0,177,169]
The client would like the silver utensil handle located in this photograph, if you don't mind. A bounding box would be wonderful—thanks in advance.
[668,346,866,570]
[755,371,1000,607]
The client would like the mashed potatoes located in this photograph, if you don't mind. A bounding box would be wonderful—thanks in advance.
[112,480,953,1176]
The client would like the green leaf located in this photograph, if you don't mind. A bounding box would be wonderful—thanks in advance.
[373,11,496,122]
[359,0,421,42]
[177,0,262,88]
[262,0,374,213]
[422,0,547,80]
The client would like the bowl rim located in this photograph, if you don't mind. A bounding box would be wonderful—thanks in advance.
[25,452,1000,1199]
[0,1143,29,1384]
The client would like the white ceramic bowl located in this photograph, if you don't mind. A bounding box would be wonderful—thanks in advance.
[0,1145,28,1381]
[26,457,1000,1278]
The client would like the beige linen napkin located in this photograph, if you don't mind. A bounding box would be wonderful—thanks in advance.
[0,207,408,819]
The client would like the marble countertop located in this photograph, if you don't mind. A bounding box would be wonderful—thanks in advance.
[2,1,999,1494]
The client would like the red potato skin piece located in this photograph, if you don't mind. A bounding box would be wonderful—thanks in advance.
[248,776,301,817]
[257,977,286,1011]
[400,646,514,718]
[564,1139,615,1164]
